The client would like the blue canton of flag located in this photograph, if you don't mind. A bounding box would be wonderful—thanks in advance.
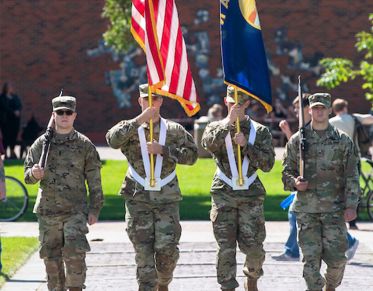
[220,0,272,112]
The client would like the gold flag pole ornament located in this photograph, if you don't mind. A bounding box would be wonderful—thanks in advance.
[148,85,156,187]
[234,87,244,186]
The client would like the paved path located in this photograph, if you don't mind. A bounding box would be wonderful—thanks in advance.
[1,221,373,291]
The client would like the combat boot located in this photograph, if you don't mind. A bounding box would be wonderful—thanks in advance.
[325,286,335,291]
[244,277,258,291]
[69,288,82,291]
[158,285,168,291]
[221,289,235,291]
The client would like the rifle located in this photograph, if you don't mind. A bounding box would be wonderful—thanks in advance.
[39,115,54,168]
[298,76,306,178]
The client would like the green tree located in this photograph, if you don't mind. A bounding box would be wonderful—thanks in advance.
[317,14,373,104]
[102,0,133,52]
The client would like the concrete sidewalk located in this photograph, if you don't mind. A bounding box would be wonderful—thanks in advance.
[1,221,373,291]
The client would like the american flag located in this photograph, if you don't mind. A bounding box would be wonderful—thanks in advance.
[131,0,200,116]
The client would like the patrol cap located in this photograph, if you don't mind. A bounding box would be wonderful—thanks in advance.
[308,93,331,108]
[52,96,76,112]
[139,83,162,98]
[225,86,250,105]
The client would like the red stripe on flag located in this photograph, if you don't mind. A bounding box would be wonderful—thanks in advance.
[169,26,183,92]
[153,0,159,22]
[146,67,153,84]
[183,65,192,99]
[131,19,145,42]
[133,0,145,14]
[160,0,173,61]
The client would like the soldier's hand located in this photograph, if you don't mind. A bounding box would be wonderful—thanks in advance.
[32,164,44,180]
[88,214,98,225]
[227,104,240,125]
[279,120,292,139]
[294,176,308,191]
[136,107,157,124]
[147,140,163,154]
[233,132,247,147]
[344,208,357,222]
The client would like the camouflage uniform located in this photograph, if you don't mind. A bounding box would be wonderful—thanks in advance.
[24,97,104,291]
[106,117,197,291]
[202,115,275,290]
[282,95,360,291]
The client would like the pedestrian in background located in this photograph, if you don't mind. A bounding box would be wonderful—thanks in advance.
[0,82,22,159]
[329,98,373,157]
[272,93,311,262]
[329,98,372,252]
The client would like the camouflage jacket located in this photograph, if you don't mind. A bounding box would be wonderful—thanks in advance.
[201,117,275,207]
[282,123,360,213]
[24,130,104,217]
[106,118,198,203]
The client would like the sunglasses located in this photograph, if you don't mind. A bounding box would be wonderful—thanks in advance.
[55,110,74,116]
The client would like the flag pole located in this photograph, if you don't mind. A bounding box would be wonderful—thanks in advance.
[148,85,155,187]
[234,87,244,186]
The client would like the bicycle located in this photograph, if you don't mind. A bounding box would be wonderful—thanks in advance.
[0,176,29,222]
[359,158,373,221]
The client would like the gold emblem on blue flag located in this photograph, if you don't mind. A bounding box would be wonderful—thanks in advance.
[239,0,261,29]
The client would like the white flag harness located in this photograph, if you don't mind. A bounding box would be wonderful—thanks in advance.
[216,120,258,190]
[128,118,176,191]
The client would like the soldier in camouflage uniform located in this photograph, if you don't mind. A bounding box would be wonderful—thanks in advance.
[201,86,275,291]
[24,96,104,291]
[282,93,360,291]
[106,84,198,291]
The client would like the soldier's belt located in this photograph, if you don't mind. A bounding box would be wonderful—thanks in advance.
[128,164,176,191]
[216,167,257,190]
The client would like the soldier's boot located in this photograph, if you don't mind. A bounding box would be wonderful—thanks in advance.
[69,288,82,291]
[325,286,335,291]
[244,278,258,291]
[221,289,235,291]
[158,285,168,291]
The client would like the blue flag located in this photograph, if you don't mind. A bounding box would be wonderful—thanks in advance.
[221,0,272,112]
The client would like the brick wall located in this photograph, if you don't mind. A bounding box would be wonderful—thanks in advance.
[1,0,372,143]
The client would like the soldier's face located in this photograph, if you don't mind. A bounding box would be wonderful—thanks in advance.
[309,105,331,123]
[53,110,76,130]
[225,99,250,113]
[138,96,163,111]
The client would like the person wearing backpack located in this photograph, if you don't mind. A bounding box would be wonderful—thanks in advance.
[329,98,373,256]
[329,98,373,158]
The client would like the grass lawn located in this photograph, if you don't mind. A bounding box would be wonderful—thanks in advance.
[0,237,39,287]
[4,159,372,221]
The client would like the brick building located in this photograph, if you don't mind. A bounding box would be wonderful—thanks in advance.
[1,0,372,143]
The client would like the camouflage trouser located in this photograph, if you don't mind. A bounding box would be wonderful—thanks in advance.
[210,200,266,290]
[125,199,182,291]
[37,213,90,291]
[296,211,348,291]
